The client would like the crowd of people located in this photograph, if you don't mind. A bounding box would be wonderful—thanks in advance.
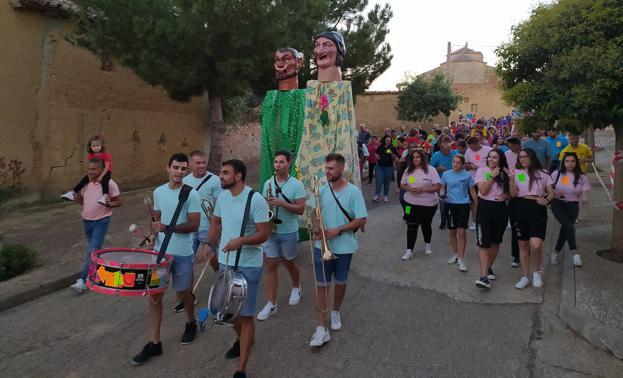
[357,117,594,290]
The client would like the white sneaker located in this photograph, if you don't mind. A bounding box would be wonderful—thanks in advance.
[61,191,75,201]
[424,243,432,255]
[98,194,109,206]
[288,287,301,306]
[256,302,278,320]
[515,276,530,290]
[383,196,389,202]
[549,251,560,265]
[309,326,330,347]
[447,254,458,264]
[330,311,342,331]
[70,278,86,293]
[372,195,380,203]
[532,272,543,288]
[401,249,414,261]
[573,254,583,267]
[469,222,476,231]
[457,260,467,272]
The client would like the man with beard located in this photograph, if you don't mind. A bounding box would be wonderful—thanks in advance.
[309,153,367,347]
[132,153,201,365]
[203,159,270,378]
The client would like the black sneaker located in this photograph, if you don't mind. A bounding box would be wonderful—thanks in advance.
[510,257,520,268]
[475,276,491,289]
[131,342,162,365]
[174,293,197,313]
[439,223,446,230]
[233,371,246,378]
[487,268,497,280]
[181,321,198,345]
[225,340,240,359]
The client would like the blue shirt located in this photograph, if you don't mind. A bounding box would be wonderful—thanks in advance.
[522,138,550,167]
[430,150,457,172]
[214,186,270,268]
[440,169,474,204]
[262,175,306,234]
[153,184,201,257]
[496,145,509,153]
[312,183,368,254]
[546,135,568,161]
[182,171,222,232]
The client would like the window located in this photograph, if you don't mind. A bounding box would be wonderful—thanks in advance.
[470,104,478,113]
[463,97,470,103]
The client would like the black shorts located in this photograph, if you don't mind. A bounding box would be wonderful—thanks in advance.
[447,203,470,229]
[476,199,508,248]
[509,197,547,240]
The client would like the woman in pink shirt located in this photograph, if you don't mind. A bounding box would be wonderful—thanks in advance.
[474,149,511,289]
[399,149,441,260]
[510,148,555,290]
[550,153,591,267]
[367,136,379,185]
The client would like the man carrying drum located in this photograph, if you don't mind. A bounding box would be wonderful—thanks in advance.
[69,157,121,293]
[132,153,201,365]
[257,150,306,321]
[203,159,270,378]
[309,153,367,347]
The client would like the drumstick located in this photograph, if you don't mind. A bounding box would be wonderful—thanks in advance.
[144,197,156,221]
[129,224,152,247]
[192,262,210,294]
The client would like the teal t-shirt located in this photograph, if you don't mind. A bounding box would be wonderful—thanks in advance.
[262,175,306,234]
[313,183,367,254]
[182,171,222,232]
[153,184,201,257]
[214,186,270,268]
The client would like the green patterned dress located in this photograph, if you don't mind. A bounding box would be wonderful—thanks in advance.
[296,80,362,223]
[258,89,306,188]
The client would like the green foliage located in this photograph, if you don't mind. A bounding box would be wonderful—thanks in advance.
[66,0,393,102]
[496,0,623,131]
[0,157,26,204]
[0,244,37,282]
[222,91,260,124]
[396,73,462,122]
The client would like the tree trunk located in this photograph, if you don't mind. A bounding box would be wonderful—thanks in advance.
[610,122,623,256]
[204,94,226,173]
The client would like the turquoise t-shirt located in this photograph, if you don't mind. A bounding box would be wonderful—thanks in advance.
[262,175,306,234]
[214,186,270,268]
[313,183,368,254]
[440,169,474,204]
[182,171,222,232]
[153,184,201,257]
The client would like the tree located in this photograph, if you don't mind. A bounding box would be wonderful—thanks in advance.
[496,0,623,257]
[396,73,462,122]
[66,0,393,168]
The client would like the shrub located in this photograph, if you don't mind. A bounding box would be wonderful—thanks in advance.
[0,244,38,281]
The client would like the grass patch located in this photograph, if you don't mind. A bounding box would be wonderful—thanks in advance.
[0,244,38,282]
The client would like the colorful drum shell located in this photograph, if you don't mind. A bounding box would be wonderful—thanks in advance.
[86,248,172,297]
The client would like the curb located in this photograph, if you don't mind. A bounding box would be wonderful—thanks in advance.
[558,250,623,360]
[0,273,78,313]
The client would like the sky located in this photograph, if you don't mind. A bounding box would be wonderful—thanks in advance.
[368,0,547,91]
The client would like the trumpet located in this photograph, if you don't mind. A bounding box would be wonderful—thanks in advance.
[200,198,215,224]
[313,176,337,261]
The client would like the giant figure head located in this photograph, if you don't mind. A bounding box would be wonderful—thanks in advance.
[314,31,346,81]
[274,47,304,90]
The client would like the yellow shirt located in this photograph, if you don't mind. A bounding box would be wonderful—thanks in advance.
[559,143,593,173]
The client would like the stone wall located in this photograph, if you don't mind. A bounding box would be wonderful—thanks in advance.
[1,3,206,198]
[221,122,262,163]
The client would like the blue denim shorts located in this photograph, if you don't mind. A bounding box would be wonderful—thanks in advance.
[170,254,194,292]
[262,231,299,260]
[192,230,208,255]
[219,264,263,317]
[313,248,353,287]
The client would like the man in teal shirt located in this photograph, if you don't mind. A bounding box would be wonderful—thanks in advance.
[257,151,306,321]
[132,153,201,366]
[204,159,270,378]
[309,153,367,348]
[545,130,568,173]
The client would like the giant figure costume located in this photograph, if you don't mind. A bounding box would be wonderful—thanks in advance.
[296,31,361,214]
[259,48,306,187]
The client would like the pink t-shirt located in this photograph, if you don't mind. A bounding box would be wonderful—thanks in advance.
[401,167,441,206]
[464,145,492,178]
[513,169,553,197]
[552,171,591,202]
[505,150,518,170]
[81,179,120,220]
[367,142,379,163]
[475,167,506,202]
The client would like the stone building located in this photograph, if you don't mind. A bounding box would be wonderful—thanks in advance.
[355,42,513,136]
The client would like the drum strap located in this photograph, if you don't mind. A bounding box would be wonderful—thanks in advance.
[234,189,255,271]
[156,184,193,264]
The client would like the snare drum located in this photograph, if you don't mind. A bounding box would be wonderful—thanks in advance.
[86,248,172,296]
